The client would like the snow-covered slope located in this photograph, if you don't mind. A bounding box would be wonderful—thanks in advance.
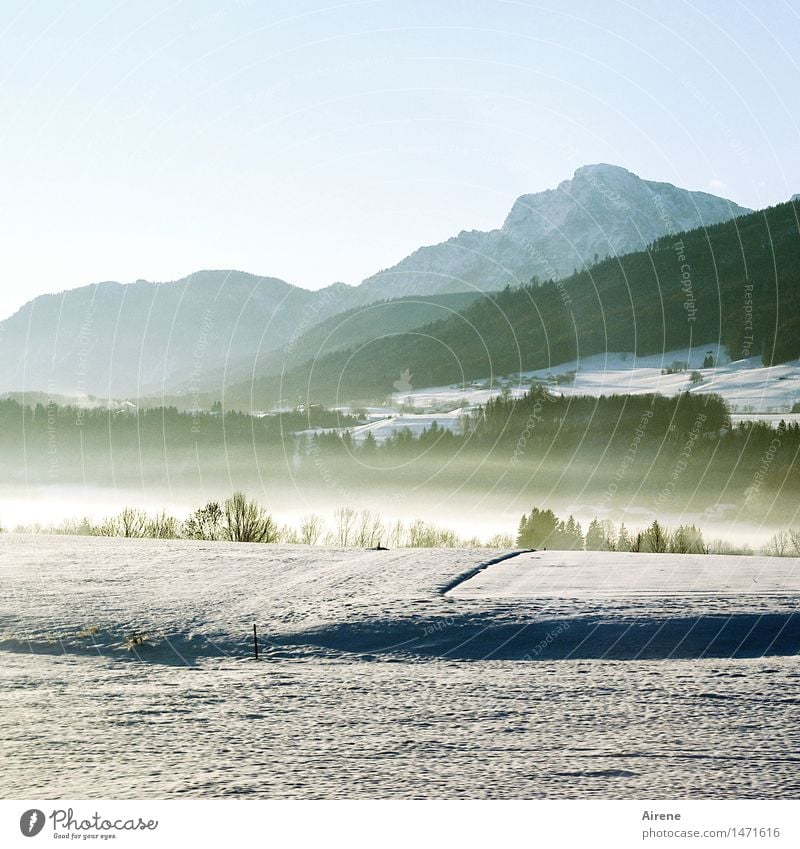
[395,344,800,416]
[539,355,800,415]
[450,549,800,604]
[2,536,798,663]
[355,164,751,301]
[2,536,799,800]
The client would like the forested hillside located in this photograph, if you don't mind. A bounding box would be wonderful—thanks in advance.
[228,200,800,408]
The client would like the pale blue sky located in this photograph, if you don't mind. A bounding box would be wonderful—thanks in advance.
[1,0,798,319]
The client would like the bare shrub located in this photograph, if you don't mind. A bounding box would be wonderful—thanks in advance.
[486,532,515,548]
[279,524,300,544]
[707,537,753,556]
[407,520,458,548]
[96,507,147,538]
[146,511,179,539]
[119,507,148,538]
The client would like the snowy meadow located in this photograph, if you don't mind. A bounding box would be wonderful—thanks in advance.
[2,536,798,799]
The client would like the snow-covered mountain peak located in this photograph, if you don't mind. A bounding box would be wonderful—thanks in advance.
[355,165,752,302]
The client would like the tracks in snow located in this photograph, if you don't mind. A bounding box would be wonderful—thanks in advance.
[438,549,534,596]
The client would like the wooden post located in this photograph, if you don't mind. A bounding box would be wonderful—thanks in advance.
[253,623,259,660]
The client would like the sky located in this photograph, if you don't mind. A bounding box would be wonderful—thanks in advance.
[1,0,799,320]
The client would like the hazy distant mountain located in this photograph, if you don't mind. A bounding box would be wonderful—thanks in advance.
[355,164,751,301]
[160,290,484,398]
[0,271,347,398]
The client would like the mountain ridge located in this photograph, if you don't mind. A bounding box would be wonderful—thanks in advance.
[0,270,330,398]
[216,199,800,409]
[0,164,754,397]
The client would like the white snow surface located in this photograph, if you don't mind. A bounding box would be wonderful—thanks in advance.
[449,549,800,601]
[3,536,796,662]
[1,536,799,799]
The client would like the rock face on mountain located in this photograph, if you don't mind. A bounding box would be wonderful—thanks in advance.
[355,164,751,301]
[0,271,348,398]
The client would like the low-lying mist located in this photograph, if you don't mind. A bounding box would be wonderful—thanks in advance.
[1,390,797,548]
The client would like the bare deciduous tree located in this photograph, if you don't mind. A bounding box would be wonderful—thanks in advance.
[387,520,406,548]
[97,507,148,538]
[146,511,179,539]
[222,492,278,543]
[354,510,384,548]
[332,507,356,547]
[764,530,791,557]
[299,514,325,545]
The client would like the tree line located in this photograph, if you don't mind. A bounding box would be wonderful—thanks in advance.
[304,390,800,513]
[516,507,725,554]
[9,494,512,549]
[8,493,800,557]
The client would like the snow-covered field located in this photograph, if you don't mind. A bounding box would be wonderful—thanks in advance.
[348,411,464,443]
[393,344,800,417]
[450,549,800,601]
[295,411,466,444]
[1,536,799,798]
